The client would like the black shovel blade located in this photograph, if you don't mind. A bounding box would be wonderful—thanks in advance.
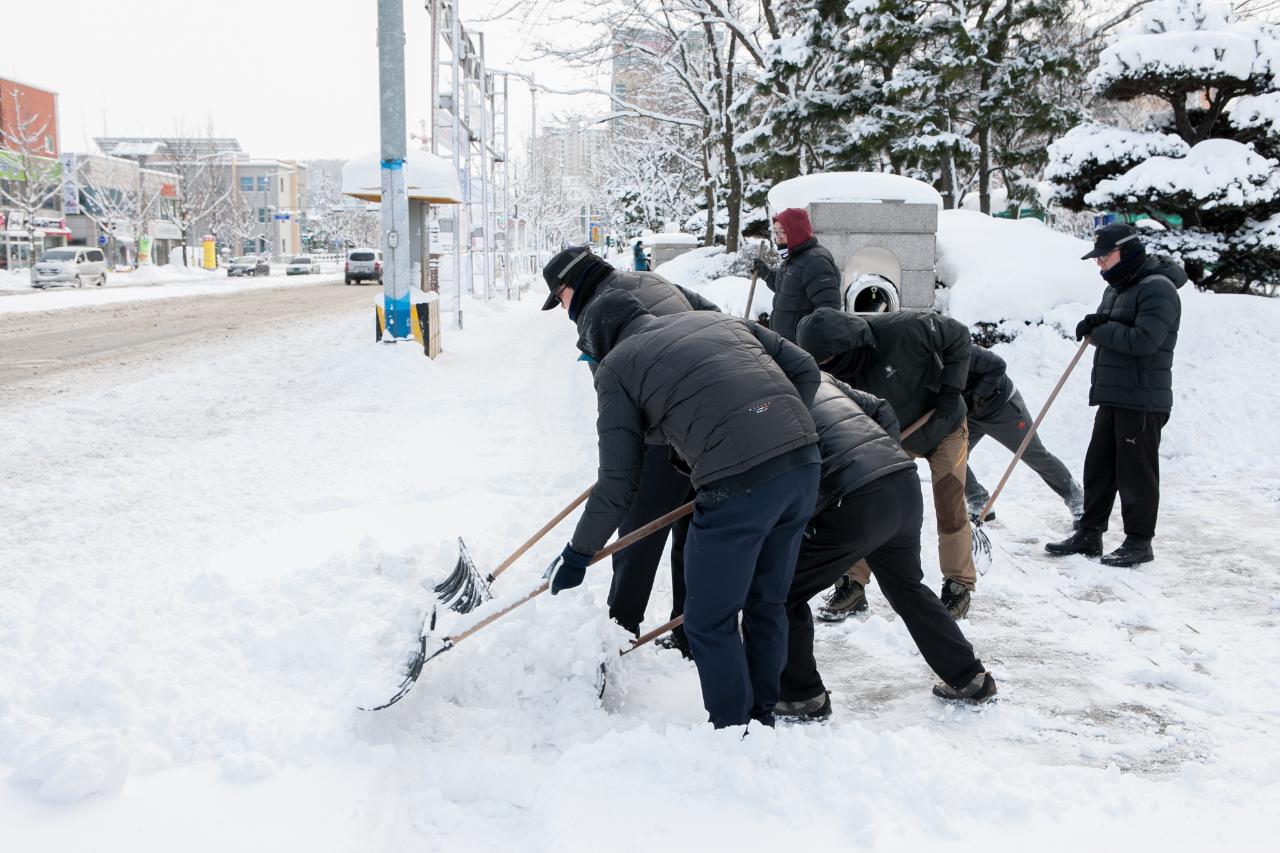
[359,606,451,711]
[434,537,493,614]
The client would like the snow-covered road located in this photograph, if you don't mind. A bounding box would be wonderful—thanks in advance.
[1,288,1277,852]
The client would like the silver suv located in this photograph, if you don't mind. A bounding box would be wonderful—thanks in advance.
[344,248,382,285]
[31,246,108,288]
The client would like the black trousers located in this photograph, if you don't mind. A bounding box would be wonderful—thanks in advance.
[1080,405,1169,543]
[608,443,694,635]
[781,468,984,701]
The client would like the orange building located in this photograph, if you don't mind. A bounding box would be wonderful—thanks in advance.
[0,77,59,158]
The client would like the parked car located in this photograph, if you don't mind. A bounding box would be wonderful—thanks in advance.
[345,248,382,285]
[30,246,108,288]
[227,256,270,277]
[286,255,320,276]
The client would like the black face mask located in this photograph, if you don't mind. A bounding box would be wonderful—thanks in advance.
[1101,249,1147,288]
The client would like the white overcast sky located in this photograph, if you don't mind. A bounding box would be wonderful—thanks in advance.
[3,0,607,161]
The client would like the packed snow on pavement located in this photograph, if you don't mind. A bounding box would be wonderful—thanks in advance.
[0,263,345,315]
[1,217,1278,851]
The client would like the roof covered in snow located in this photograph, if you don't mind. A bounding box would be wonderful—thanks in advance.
[767,171,944,211]
[341,150,463,204]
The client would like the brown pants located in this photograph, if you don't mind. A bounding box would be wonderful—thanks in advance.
[848,420,977,589]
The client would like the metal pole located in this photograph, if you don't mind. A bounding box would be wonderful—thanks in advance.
[502,73,512,299]
[378,0,412,340]
[479,35,493,302]
[451,2,464,328]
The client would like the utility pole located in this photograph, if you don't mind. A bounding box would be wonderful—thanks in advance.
[377,0,412,340]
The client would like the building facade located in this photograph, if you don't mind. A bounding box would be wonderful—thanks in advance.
[63,152,182,266]
[0,77,68,270]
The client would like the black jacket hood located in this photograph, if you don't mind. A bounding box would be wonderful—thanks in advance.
[795,307,876,364]
[577,288,657,361]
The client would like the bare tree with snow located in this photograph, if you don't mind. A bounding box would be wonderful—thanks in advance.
[0,88,63,256]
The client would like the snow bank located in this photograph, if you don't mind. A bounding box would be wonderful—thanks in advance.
[1084,139,1279,209]
[936,211,1100,327]
[0,272,339,314]
[653,245,772,317]
[768,171,943,211]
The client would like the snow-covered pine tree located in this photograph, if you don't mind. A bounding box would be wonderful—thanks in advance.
[1047,0,1280,292]
[743,1,1085,212]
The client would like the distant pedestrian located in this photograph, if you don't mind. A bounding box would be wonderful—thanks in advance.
[633,239,650,272]
[548,288,821,729]
[752,208,842,342]
[964,344,1083,524]
[1045,224,1185,567]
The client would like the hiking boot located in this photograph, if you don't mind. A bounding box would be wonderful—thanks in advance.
[932,671,998,704]
[1044,527,1103,558]
[1100,540,1154,567]
[940,579,971,619]
[816,576,868,622]
[774,691,832,722]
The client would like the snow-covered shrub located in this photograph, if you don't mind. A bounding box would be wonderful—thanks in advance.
[1047,0,1280,293]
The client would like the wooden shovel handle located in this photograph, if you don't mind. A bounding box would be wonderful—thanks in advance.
[489,484,593,582]
[445,500,696,649]
[976,337,1090,522]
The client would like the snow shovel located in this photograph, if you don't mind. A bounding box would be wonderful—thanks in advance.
[970,337,1092,574]
[361,499,696,711]
[611,411,936,662]
[434,484,594,614]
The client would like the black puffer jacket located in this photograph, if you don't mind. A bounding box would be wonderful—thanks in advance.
[964,345,1015,420]
[763,237,842,342]
[1088,256,1186,413]
[574,269,719,343]
[797,308,971,456]
[810,374,917,515]
[571,290,820,554]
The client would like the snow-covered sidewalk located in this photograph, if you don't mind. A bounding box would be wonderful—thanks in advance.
[1,283,1278,851]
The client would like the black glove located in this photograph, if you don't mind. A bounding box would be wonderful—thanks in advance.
[548,543,592,594]
[752,257,773,279]
[1075,313,1106,341]
[755,312,771,329]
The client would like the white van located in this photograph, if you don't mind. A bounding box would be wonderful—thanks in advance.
[30,246,109,288]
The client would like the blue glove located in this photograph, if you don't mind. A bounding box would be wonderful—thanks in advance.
[548,544,593,595]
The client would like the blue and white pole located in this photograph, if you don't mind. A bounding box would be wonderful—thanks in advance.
[377,0,411,340]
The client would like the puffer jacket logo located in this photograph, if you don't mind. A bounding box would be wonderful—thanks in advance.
[748,401,771,414]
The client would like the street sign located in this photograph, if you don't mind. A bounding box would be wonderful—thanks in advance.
[273,212,291,221]
[98,235,108,246]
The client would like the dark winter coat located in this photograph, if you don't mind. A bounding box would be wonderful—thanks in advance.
[810,374,917,515]
[574,269,719,352]
[762,237,843,342]
[1088,256,1186,413]
[571,289,820,554]
[964,345,1015,420]
[797,308,972,456]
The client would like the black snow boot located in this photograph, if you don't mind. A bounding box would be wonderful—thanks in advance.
[775,691,832,723]
[932,671,998,704]
[940,579,971,620]
[816,576,868,622]
[1044,527,1103,558]
[1100,539,1154,567]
